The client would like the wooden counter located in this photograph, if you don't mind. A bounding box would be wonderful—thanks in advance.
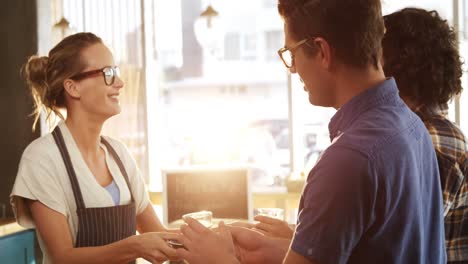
[150,188,302,223]
[0,217,27,237]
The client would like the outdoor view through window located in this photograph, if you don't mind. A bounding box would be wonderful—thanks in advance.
[151,0,334,189]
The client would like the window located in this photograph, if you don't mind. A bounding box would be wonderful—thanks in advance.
[146,0,290,190]
[460,0,468,134]
[263,0,277,8]
[224,32,241,60]
[264,30,283,62]
[242,33,257,60]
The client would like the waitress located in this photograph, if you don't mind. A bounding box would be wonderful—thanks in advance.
[11,32,178,264]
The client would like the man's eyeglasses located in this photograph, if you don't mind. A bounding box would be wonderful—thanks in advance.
[70,66,120,86]
[277,38,314,68]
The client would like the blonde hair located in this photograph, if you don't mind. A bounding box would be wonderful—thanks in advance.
[21,32,102,130]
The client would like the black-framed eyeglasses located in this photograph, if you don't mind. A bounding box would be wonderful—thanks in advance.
[277,38,314,68]
[70,66,120,86]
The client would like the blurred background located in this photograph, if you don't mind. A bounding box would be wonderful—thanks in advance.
[1,0,466,262]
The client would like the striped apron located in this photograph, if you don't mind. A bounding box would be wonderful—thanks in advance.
[52,127,136,264]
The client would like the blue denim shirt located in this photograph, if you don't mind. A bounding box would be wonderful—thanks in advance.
[291,78,446,264]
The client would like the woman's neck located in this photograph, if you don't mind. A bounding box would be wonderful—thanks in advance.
[65,115,104,158]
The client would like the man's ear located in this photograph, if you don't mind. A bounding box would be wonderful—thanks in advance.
[314,37,332,69]
[63,79,80,99]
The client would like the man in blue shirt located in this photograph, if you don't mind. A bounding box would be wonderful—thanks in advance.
[174,0,446,263]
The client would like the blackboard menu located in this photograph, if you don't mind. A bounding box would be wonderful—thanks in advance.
[163,167,251,224]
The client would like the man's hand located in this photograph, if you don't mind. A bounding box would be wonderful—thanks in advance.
[253,215,295,239]
[176,217,239,264]
[229,225,289,264]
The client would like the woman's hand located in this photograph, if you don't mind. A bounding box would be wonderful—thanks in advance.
[29,199,179,264]
[227,216,295,239]
[133,232,180,263]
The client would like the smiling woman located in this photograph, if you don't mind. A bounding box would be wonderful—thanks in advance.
[10,32,180,264]
[62,42,125,120]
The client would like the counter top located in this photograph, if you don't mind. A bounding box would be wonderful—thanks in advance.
[0,218,27,237]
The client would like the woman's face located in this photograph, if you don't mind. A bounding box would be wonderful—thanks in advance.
[72,43,124,120]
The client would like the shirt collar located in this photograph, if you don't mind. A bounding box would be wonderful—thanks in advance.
[413,103,448,119]
[328,78,399,141]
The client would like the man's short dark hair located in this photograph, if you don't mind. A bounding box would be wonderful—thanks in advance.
[277,0,385,69]
[382,8,463,109]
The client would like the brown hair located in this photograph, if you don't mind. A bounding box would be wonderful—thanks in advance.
[382,8,463,110]
[277,0,385,69]
[21,32,102,130]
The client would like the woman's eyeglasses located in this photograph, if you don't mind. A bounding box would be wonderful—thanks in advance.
[70,66,120,86]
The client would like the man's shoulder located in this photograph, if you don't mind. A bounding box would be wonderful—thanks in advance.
[334,106,436,171]
[424,115,466,147]
[337,117,422,155]
[310,143,370,183]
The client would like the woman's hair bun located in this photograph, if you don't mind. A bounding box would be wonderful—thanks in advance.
[22,55,49,90]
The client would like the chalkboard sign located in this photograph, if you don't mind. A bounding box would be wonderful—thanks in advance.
[162,166,252,225]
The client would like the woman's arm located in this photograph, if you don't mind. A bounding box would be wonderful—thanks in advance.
[136,203,180,233]
[28,200,178,264]
[136,203,166,233]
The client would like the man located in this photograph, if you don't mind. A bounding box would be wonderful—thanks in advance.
[175,1,446,263]
[382,8,468,263]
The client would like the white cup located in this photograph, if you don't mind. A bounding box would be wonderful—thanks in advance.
[182,210,213,227]
[256,208,284,220]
